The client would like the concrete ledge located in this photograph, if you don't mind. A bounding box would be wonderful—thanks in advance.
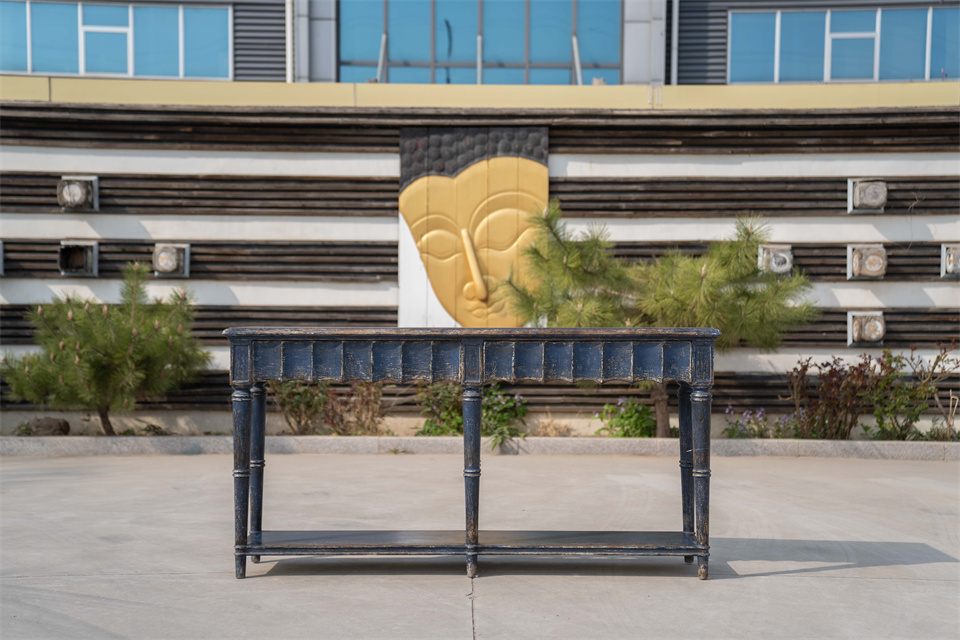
[1,436,956,460]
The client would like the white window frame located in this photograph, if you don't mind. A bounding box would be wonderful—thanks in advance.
[6,1,233,81]
[728,6,940,85]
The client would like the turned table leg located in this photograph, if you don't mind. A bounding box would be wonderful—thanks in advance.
[678,382,694,564]
[691,383,712,580]
[232,385,252,579]
[463,383,482,578]
[249,384,266,563]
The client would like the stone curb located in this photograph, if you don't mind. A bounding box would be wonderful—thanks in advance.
[1,436,957,460]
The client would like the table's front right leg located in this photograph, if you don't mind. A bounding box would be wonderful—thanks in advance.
[232,384,253,579]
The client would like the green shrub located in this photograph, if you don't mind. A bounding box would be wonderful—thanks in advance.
[594,396,656,438]
[1,262,210,435]
[269,380,387,436]
[722,405,791,439]
[267,380,331,435]
[415,382,527,448]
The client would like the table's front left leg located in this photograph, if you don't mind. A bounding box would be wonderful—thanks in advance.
[232,384,253,579]
[691,383,712,580]
[249,383,266,563]
[678,382,694,564]
[463,383,482,578]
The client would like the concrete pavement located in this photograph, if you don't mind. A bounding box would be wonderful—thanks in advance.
[1,454,957,639]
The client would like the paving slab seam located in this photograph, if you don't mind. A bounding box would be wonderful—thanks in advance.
[1,436,956,460]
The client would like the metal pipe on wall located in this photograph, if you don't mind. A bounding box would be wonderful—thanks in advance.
[671,0,680,85]
[285,0,294,83]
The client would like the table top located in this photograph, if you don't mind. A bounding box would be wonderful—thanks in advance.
[223,327,721,342]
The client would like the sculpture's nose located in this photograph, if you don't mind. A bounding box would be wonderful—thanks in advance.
[461,229,488,301]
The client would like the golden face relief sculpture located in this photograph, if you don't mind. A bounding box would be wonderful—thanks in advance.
[399,128,549,328]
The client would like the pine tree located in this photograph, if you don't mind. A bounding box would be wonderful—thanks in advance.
[506,200,820,436]
[2,262,211,435]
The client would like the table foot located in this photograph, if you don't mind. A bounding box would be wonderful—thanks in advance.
[251,555,260,564]
[466,556,478,578]
[684,555,694,564]
[698,558,708,580]
[235,556,246,579]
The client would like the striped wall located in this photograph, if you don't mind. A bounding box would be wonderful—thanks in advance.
[1,103,958,414]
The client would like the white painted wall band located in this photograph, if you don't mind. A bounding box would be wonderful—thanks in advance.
[0,213,400,242]
[0,146,401,178]
[2,214,956,244]
[550,152,960,178]
[0,279,399,307]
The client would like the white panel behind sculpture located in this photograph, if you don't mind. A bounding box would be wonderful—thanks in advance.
[397,212,458,328]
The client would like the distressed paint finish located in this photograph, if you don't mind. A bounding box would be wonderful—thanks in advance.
[227,327,718,580]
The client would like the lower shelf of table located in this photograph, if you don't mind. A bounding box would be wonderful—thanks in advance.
[243,530,706,557]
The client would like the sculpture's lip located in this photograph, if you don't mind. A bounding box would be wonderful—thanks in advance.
[222,327,722,340]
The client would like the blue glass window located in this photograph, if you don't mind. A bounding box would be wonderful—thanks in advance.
[879,9,928,81]
[530,67,570,84]
[83,4,128,27]
[437,67,476,84]
[133,6,179,77]
[931,8,960,80]
[582,68,619,85]
[389,0,430,62]
[729,12,775,82]
[831,38,874,80]
[780,12,825,82]
[577,0,619,65]
[436,0,476,64]
[831,11,875,34]
[31,2,79,73]
[483,0,524,63]
[483,67,524,84]
[183,7,229,78]
[340,65,378,82]
[340,0,383,62]
[85,32,127,73]
[388,66,431,83]
[530,0,571,63]
[0,1,28,72]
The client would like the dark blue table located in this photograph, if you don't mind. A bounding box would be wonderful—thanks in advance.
[225,328,718,579]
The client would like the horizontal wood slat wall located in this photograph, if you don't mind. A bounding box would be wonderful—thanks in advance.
[2,103,957,154]
[0,306,398,345]
[3,173,957,219]
[1,239,947,282]
[3,372,956,414]
[553,177,960,218]
[1,240,398,281]
[0,174,399,217]
[1,305,954,347]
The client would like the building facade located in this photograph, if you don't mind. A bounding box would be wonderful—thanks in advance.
[0,0,958,434]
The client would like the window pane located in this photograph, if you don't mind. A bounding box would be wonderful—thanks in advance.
[436,0,476,64]
[388,66,431,83]
[530,0,571,63]
[780,11,825,82]
[340,65,378,82]
[932,8,960,80]
[577,0,619,65]
[183,8,229,78]
[133,6,178,77]
[340,0,383,62]
[729,12,775,82]
[831,37,874,79]
[582,68,619,85]
[483,67,524,84]
[0,1,28,72]
[483,0,524,63]
[831,10,875,34]
[437,66,476,84]
[388,0,430,62]
[31,2,79,73]
[85,31,126,73]
[83,4,127,27]
[879,9,927,81]
[530,67,570,84]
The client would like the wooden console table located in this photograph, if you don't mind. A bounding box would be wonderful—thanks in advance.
[225,328,718,579]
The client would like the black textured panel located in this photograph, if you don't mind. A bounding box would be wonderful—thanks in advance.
[400,127,549,191]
